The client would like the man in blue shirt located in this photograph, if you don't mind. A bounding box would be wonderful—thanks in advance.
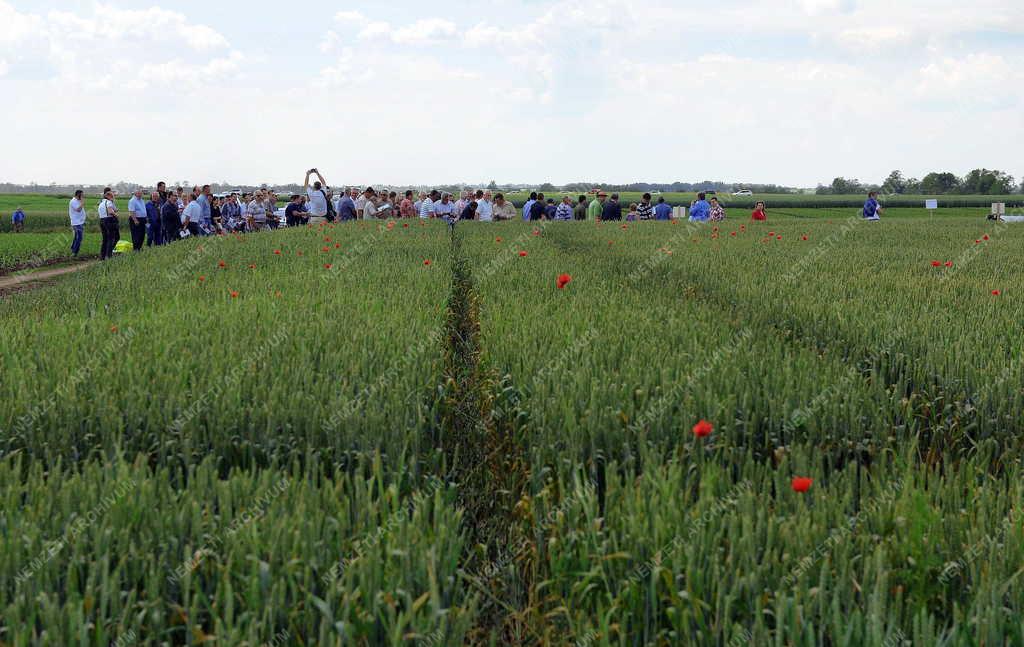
[522,191,537,221]
[11,207,25,232]
[337,191,357,221]
[127,189,148,251]
[654,197,673,221]
[688,193,711,222]
[863,191,882,221]
[601,193,623,221]
[285,194,306,227]
[145,192,163,246]
[195,185,213,233]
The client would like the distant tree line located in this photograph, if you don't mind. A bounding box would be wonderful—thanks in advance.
[816,169,1020,196]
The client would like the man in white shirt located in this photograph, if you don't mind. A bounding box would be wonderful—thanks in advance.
[181,193,202,237]
[362,188,379,219]
[304,168,330,224]
[127,189,148,251]
[97,188,119,261]
[68,190,87,257]
[476,190,494,222]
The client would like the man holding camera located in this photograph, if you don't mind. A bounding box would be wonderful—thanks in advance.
[304,168,330,225]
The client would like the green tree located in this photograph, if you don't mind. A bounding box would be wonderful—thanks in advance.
[919,172,960,195]
[538,182,556,193]
[881,170,908,194]
[487,180,498,190]
[959,169,1015,195]
[829,177,863,194]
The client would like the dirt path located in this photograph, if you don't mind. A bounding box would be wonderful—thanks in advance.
[0,261,98,296]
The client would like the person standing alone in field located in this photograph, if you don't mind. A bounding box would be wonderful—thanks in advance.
[128,189,148,251]
[69,190,87,256]
[11,206,25,232]
[97,188,120,260]
[863,191,883,221]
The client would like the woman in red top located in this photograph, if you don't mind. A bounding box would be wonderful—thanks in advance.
[751,201,767,221]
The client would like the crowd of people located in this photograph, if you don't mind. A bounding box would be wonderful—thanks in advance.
[13,169,898,263]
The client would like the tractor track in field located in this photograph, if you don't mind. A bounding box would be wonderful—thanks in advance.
[0,260,98,297]
[432,231,540,645]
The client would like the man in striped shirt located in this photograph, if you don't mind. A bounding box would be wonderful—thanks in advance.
[420,190,439,219]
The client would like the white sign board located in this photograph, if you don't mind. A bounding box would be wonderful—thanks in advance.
[925,199,938,210]
[992,203,1006,215]
[674,206,687,220]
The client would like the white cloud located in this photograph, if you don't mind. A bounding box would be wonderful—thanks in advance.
[334,10,365,24]
[357,21,391,40]
[391,18,458,45]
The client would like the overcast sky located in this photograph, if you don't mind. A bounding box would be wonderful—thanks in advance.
[0,0,1021,188]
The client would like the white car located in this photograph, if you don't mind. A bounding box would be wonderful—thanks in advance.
[733,190,753,196]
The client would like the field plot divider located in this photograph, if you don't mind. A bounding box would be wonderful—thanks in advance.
[427,230,544,644]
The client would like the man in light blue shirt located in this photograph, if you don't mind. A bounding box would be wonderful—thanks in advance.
[195,185,213,232]
[522,191,537,222]
[688,192,711,222]
[127,189,148,251]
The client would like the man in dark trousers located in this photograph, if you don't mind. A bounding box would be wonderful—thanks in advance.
[146,191,163,246]
[161,194,181,242]
[601,193,623,221]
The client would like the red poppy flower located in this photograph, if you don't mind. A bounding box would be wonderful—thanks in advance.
[519,251,528,257]
[335,243,341,249]
[992,289,1001,296]
[712,226,719,232]
[322,246,329,252]
[496,237,503,243]
[768,231,775,237]
[556,273,572,289]
[230,291,239,299]
[324,236,332,242]
[776,235,782,240]
[533,229,540,236]
[423,260,432,266]
[218,260,226,268]
[274,249,281,255]
[403,223,409,228]
[297,251,303,256]
[110,325,118,333]
[621,224,628,230]
[975,240,981,244]
[692,420,713,438]
[944,261,953,268]
[731,231,737,237]
[198,275,206,282]
[791,477,813,493]
[324,263,333,270]
[931,261,942,267]
[983,235,990,241]
[248,264,256,269]
[802,235,808,241]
